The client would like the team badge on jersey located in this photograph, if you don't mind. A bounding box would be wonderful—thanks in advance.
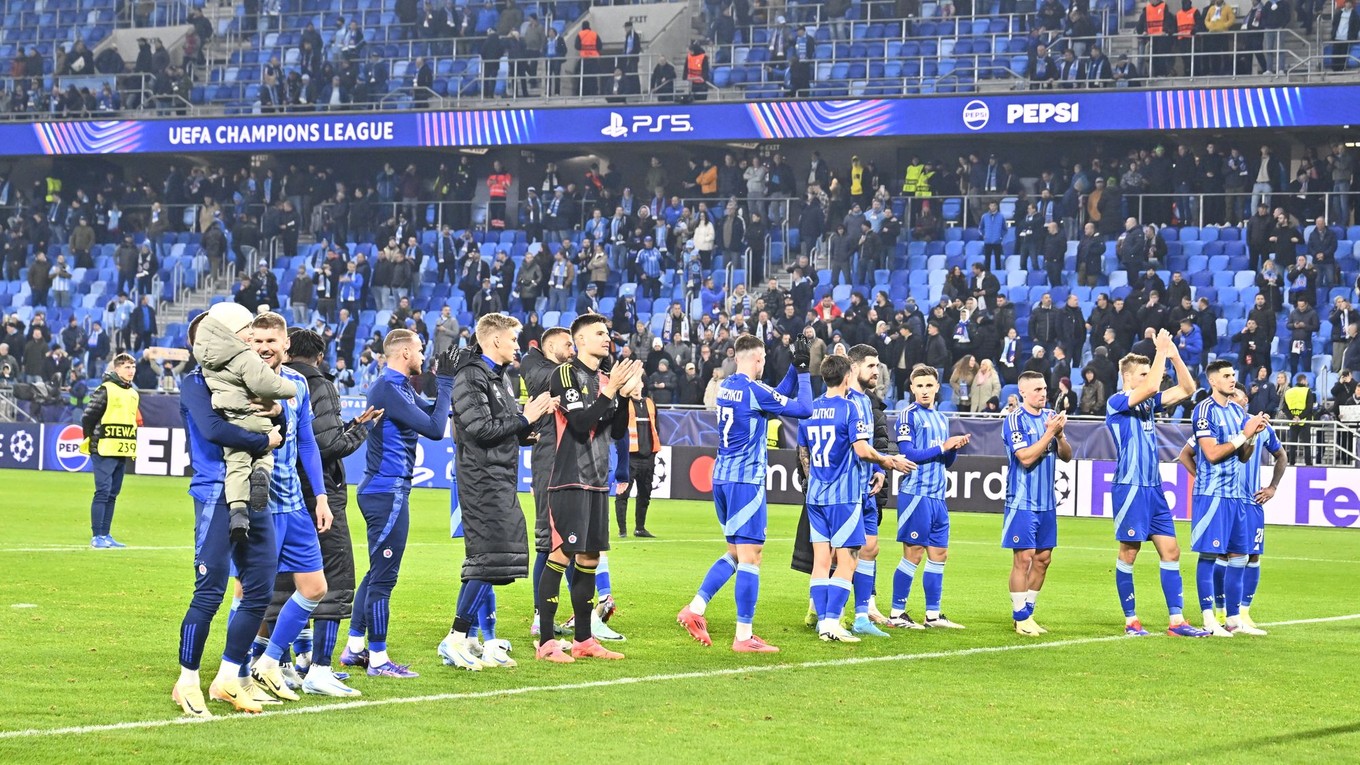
[568,534,578,544]
[383,548,393,558]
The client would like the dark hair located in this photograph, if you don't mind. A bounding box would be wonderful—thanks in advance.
[570,313,607,337]
[1206,359,1235,376]
[909,364,938,381]
[287,328,326,360]
[847,343,879,365]
[821,354,852,387]
[541,326,569,343]
[1018,370,1046,384]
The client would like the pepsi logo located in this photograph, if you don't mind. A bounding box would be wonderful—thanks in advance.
[962,100,990,131]
[55,424,89,472]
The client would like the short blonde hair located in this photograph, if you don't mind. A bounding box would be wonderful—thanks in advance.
[384,328,420,354]
[251,311,288,333]
[475,313,523,345]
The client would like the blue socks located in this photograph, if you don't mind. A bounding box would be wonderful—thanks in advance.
[826,578,853,621]
[1225,556,1247,618]
[852,560,875,617]
[293,626,313,658]
[455,580,493,628]
[596,555,612,599]
[266,592,321,661]
[1159,560,1184,616]
[478,590,497,641]
[735,563,759,625]
[891,558,917,612]
[1213,557,1228,611]
[697,553,737,604]
[811,577,831,620]
[922,559,945,614]
[367,596,390,653]
[313,619,340,667]
[1242,561,1261,607]
[1196,555,1217,612]
[1115,560,1136,618]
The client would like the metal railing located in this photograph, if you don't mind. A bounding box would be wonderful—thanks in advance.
[0,388,38,423]
[0,72,157,122]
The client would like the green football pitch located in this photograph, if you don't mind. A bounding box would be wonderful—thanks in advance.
[1,469,1358,764]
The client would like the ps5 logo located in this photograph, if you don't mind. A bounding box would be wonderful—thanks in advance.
[600,112,695,138]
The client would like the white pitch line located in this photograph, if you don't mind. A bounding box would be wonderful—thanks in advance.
[0,538,793,555]
[1,612,1356,742]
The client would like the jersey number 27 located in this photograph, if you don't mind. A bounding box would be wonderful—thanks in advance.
[806,425,837,468]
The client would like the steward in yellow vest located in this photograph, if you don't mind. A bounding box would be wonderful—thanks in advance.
[80,353,140,547]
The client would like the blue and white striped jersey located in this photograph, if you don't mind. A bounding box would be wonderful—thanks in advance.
[896,403,953,499]
[799,394,871,505]
[1192,397,1248,499]
[1105,390,1164,487]
[1004,407,1059,512]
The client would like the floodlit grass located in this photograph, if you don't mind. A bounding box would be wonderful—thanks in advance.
[1,470,1357,763]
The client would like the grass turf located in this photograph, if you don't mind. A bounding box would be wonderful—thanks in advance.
[0,469,1358,763]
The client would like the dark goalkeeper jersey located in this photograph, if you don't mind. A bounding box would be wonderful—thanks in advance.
[548,358,627,492]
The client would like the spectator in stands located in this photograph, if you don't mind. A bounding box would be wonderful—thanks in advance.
[1110,53,1141,87]
[1065,7,1098,59]
[1057,294,1087,354]
[1240,0,1269,74]
[1287,253,1317,306]
[95,44,124,75]
[1288,297,1320,374]
[1037,0,1065,36]
[1330,297,1357,371]
[289,265,314,325]
[1203,0,1237,75]
[1085,46,1113,87]
[79,322,108,373]
[1307,215,1339,290]
[1137,0,1177,77]
[1252,145,1287,212]
[1251,254,1283,307]
[544,26,567,96]
[1344,322,1360,372]
[22,329,48,385]
[1042,220,1065,287]
[1076,222,1104,287]
[27,251,51,307]
[131,295,156,351]
[1246,365,1280,414]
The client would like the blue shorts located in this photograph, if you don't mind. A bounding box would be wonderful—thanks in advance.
[808,502,866,549]
[862,493,881,537]
[1111,484,1178,542]
[1001,507,1058,550]
[1244,502,1265,555]
[1190,496,1251,555]
[714,481,766,545]
[897,494,950,547]
[273,508,324,574]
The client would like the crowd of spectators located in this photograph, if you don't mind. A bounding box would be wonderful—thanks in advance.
[4,134,1360,438]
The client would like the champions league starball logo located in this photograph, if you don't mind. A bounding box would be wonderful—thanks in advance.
[652,453,668,491]
[1054,468,1073,505]
[7,431,34,463]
